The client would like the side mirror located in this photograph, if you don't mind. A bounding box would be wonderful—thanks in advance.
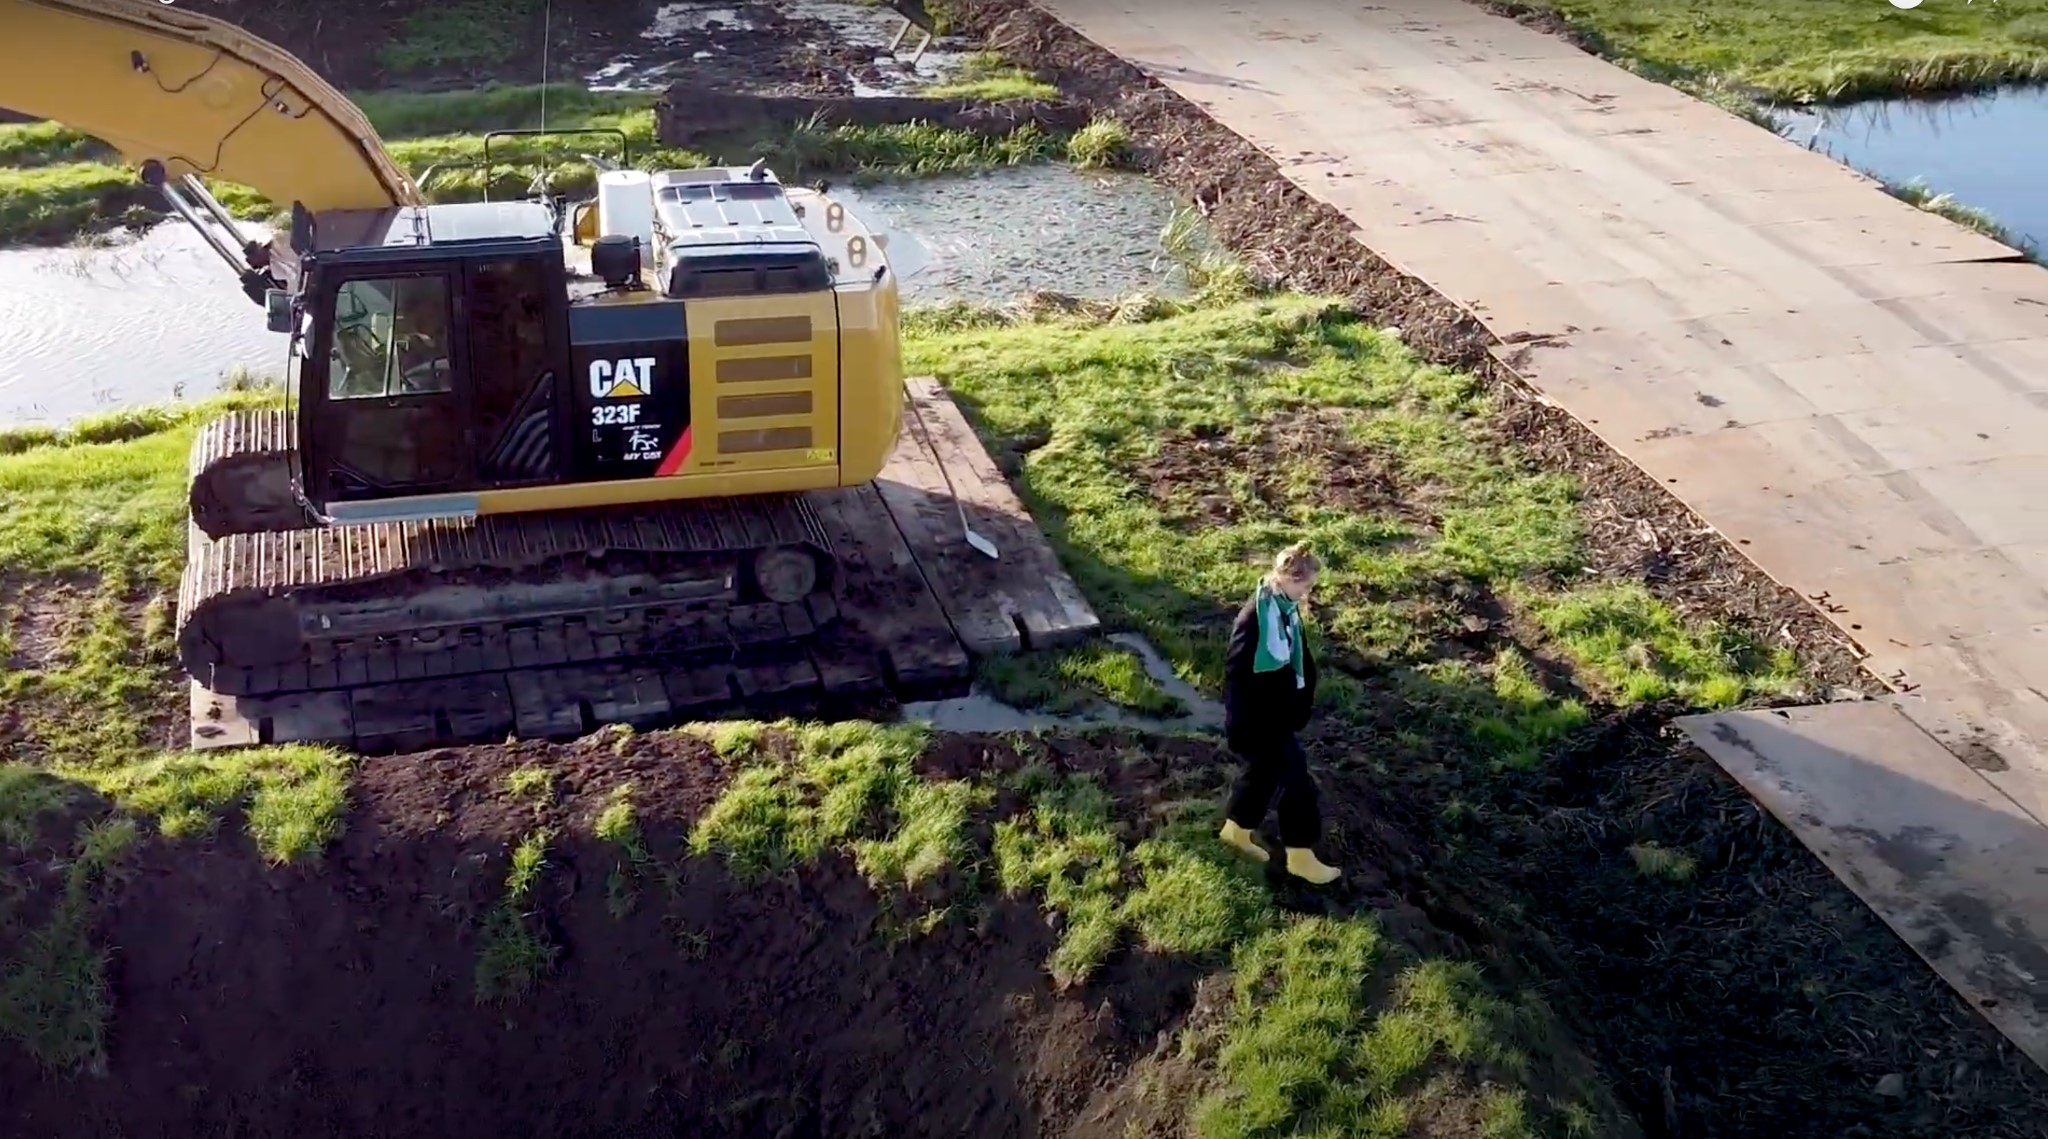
[265,288,294,334]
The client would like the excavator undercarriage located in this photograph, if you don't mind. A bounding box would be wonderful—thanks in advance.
[186,381,1102,754]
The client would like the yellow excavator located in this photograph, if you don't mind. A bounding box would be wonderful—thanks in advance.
[3,0,1081,748]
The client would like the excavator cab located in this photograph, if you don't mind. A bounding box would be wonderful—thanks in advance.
[283,203,575,522]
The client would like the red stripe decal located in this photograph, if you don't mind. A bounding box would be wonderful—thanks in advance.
[656,424,695,477]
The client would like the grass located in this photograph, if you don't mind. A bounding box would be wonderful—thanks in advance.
[0,389,280,586]
[1494,4,2044,264]
[924,52,1062,102]
[0,814,136,1074]
[594,782,674,920]
[0,81,1080,245]
[474,827,561,1003]
[1882,175,2040,258]
[978,642,1188,719]
[990,763,1270,986]
[1511,0,2048,102]
[680,723,1615,1135]
[0,120,109,167]
[380,0,538,76]
[905,287,1798,749]
[1196,922,1557,1138]
[687,720,987,890]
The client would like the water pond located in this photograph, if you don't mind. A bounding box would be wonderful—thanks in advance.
[1782,86,2048,252]
[0,165,1195,426]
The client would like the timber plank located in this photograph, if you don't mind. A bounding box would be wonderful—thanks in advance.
[811,480,972,686]
[351,676,513,753]
[505,669,589,740]
[663,659,739,712]
[189,683,353,749]
[877,377,1100,654]
[576,664,675,726]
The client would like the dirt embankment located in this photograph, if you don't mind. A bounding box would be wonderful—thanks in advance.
[0,731,1218,1139]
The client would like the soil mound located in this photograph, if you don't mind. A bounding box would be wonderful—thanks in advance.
[0,733,1193,1139]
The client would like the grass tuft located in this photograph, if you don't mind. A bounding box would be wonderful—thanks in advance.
[686,720,985,893]
[82,747,353,864]
[504,765,555,802]
[993,769,1270,986]
[1067,116,1136,169]
[474,827,560,1003]
[1627,841,1698,883]
[924,53,1061,102]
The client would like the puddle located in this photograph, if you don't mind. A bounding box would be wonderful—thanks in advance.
[837,166,1201,306]
[0,167,1198,425]
[0,223,287,425]
[775,0,980,96]
[586,0,975,95]
[1779,87,2048,251]
[585,3,761,91]
[904,633,1225,735]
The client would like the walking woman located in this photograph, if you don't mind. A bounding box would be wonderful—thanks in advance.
[1217,542,1341,885]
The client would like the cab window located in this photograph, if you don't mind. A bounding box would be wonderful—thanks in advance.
[327,275,454,400]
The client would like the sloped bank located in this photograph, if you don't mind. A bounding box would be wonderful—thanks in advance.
[950,2,2048,1135]
[0,725,1619,1138]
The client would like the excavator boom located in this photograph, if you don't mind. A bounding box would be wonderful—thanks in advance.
[1,0,419,213]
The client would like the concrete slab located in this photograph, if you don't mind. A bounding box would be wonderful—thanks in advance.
[1676,703,2048,1070]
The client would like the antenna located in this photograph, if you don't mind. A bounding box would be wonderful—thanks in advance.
[539,0,553,131]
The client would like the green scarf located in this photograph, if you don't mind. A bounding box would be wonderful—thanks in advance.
[1251,581,1306,689]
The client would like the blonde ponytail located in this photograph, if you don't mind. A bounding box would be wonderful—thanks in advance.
[1265,541,1321,589]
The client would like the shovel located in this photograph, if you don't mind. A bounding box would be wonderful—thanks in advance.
[903,383,999,560]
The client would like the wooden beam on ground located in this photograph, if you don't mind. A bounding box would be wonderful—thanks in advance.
[876,377,1101,655]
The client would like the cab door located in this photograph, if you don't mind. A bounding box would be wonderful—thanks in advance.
[462,253,571,487]
[302,265,475,510]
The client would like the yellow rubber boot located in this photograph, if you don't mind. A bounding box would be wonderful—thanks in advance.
[1285,848,1340,885]
[1218,820,1269,863]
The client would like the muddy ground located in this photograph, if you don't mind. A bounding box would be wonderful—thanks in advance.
[0,731,1225,1139]
[198,0,878,95]
[954,1,2048,1136]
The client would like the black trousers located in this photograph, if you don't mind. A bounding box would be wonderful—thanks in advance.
[1224,733,1322,848]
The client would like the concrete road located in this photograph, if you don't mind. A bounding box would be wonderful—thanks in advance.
[1028,0,2048,1067]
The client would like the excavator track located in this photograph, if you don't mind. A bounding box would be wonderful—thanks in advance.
[187,408,307,537]
[185,382,1107,754]
[178,409,841,699]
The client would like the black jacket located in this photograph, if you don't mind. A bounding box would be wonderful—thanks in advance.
[1222,592,1319,748]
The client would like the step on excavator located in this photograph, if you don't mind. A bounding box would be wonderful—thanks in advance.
[3,0,1100,752]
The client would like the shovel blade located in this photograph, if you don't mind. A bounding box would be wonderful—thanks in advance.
[965,528,1000,560]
